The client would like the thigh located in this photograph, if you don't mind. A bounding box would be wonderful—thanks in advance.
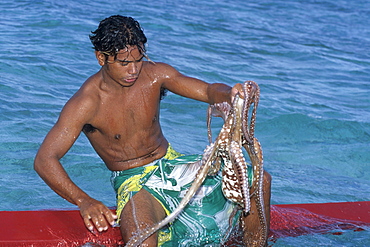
[120,188,166,245]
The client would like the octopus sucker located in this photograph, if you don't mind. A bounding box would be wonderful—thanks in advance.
[125,81,267,247]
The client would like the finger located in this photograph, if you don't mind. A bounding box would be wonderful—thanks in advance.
[231,84,243,103]
[83,215,95,232]
[92,214,109,232]
[235,83,245,98]
[102,208,117,226]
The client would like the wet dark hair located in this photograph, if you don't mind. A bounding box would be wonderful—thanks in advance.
[90,15,147,56]
[90,15,167,99]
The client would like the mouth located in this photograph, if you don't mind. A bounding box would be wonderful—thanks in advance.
[124,77,138,83]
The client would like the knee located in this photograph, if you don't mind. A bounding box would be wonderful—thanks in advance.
[264,171,271,183]
[263,171,272,207]
[263,171,272,189]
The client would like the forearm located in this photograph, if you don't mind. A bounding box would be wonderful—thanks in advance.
[206,83,232,104]
[34,154,117,232]
[34,155,91,207]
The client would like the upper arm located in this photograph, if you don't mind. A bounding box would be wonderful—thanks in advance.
[159,63,231,104]
[159,63,211,102]
[36,93,96,161]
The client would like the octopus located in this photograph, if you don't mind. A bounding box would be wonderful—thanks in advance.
[125,81,267,247]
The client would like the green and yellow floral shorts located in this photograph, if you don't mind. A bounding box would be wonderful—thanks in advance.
[111,145,243,246]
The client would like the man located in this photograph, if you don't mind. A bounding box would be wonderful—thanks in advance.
[34,15,271,246]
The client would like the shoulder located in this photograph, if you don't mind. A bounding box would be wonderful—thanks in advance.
[143,61,182,80]
[144,61,175,70]
[59,74,101,124]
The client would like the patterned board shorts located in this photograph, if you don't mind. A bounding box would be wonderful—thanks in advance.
[111,145,251,246]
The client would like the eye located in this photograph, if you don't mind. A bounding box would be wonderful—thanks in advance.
[119,60,130,66]
[116,56,144,66]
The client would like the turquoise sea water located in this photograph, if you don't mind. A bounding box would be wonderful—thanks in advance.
[0,0,369,246]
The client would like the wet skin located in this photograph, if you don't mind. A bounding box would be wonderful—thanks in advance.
[34,46,270,245]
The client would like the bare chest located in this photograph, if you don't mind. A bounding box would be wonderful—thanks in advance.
[86,92,161,140]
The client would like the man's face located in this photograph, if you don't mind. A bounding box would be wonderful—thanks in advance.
[101,46,144,87]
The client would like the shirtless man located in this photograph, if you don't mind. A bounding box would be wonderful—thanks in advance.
[34,15,271,246]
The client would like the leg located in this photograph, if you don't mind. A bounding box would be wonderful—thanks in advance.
[120,189,166,246]
[241,171,271,246]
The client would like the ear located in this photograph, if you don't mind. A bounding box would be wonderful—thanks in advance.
[95,51,106,66]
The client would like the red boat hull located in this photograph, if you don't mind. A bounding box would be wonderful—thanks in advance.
[1,201,369,246]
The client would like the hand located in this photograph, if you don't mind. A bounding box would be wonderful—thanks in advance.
[78,197,117,232]
[230,83,244,103]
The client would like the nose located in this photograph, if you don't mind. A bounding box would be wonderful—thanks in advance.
[128,62,138,75]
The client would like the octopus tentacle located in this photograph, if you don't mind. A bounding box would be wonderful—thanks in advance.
[240,81,267,246]
[229,140,250,213]
[207,101,231,144]
[242,81,259,145]
[245,138,267,246]
[226,95,251,213]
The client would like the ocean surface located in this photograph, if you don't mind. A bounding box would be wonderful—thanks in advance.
[0,0,369,246]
